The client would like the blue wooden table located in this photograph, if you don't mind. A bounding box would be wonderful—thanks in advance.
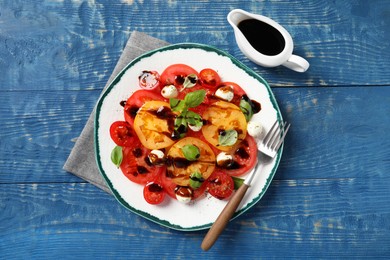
[1,0,389,258]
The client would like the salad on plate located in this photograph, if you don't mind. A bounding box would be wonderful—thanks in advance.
[109,63,265,205]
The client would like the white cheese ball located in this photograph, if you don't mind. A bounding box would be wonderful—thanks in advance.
[215,85,234,102]
[175,186,193,204]
[148,149,165,165]
[188,123,202,132]
[161,85,178,98]
[216,152,233,167]
[247,121,265,139]
[176,194,192,204]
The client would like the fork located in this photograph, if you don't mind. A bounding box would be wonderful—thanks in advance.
[201,120,290,251]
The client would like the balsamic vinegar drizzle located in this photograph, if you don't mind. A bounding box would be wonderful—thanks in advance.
[119,85,261,181]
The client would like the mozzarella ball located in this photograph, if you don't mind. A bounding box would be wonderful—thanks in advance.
[247,121,265,139]
[215,85,234,102]
[175,186,193,204]
[176,194,192,204]
[216,152,233,168]
[148,149,165,165]
[188,123,202,132]
[161,85,178,98]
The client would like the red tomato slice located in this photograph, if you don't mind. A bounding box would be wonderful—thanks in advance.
[192,181,208,199]
[123,90,166,127]
[206,170,234,200]
[109,121,137,147]
[199,68,221,89]
[160,64,201,99]
[160,173,177,199]
[143,181,165,204]
[120,145,166,185]
[139,70,160,90]
[160,64,199,87]
[218,135,258,177]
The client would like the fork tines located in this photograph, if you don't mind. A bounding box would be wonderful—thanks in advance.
[261,120,290,156]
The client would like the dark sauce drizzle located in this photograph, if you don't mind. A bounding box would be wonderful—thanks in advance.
[119,84,261,179]
[147,183,163,193]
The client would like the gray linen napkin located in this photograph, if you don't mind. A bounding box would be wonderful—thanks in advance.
[63,31,169,193]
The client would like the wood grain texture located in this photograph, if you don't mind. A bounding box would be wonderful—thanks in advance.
[1,181,388,258]
[1,0,389,258]
[0,0,389,90]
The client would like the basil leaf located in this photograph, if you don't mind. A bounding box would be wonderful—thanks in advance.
[111,146,123,168]
[170,98,186,112]
[240,98,254,122]
[173,113,188,138]
[170,91,205,139]
[183,74,198,89]
[181,144,200,161]
[186,111,203,128]
[184,89,206,108]
[232,176,244,190]
[218,129,238,146]
[189,172,204,189]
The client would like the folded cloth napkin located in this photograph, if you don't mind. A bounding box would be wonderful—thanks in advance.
[63,31,169,194]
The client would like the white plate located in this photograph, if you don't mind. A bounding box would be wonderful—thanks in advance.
[94,43,283,231]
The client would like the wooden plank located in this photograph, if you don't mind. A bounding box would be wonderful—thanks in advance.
[1,181,388,258]
[0,90,98,184]
[0,86,388,183]
[272,86,390,180]
[0,1,389,91]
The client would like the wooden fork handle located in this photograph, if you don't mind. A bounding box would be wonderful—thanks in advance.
[201,183,250,251]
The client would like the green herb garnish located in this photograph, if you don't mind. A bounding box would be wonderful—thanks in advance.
[111,146,123,168]
[189,172,204,189]
[232,176,244,190]
[239,98,254,122]
[184,89,206,108]
[186,110,203,129]
[181,144,200,161]
[170,98,186,112]
[173,113,188,139]
[170,90,206,138]
[218,129,238,146]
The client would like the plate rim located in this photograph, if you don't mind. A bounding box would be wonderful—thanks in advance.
[94,43,283,231]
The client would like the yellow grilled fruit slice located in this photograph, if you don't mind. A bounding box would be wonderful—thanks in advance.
[167,137,216,186]
[133,100,177,150]
[202,101,247,151]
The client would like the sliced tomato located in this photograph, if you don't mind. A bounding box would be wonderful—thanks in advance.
[139,70,160,91]
[160,64,198,87]
[192,182,208,200]
[206,170,234,200]
[217,135,258,176]
[160,64,201,99]
[160,172,177,199]
[123,90,166,127]
[109,121,137,147]
[199,68,221,89]
[120,145,166,185]
[143,181,165,204]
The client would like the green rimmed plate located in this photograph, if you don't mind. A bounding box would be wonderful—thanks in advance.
[94,43,283,231]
